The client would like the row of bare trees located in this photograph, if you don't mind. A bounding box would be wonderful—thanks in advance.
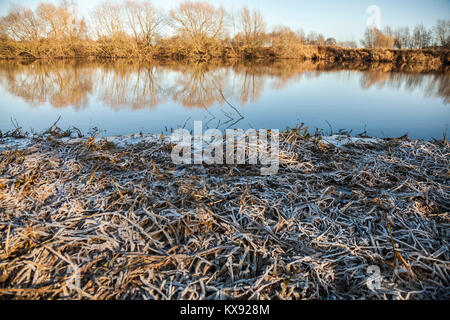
[0,1,272,58]
[0,1,88,42]
[362,20,450,49]
[0,1,448,59]
[91,0,164,46]
[0,1,359,48]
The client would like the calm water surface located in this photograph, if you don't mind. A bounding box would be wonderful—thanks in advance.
[0,60,448,140]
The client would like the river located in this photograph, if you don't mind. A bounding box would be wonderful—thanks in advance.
[0,59,448,140]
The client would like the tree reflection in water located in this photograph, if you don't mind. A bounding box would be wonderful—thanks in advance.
[0,60,448,112]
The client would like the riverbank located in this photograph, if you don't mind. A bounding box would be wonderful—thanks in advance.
[0,130,448,300]
[1,39,449,73]
[318,47,449,72]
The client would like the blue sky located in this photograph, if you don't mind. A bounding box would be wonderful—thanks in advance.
[0,0,448,41]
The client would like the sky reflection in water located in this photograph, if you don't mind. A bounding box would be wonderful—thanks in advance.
[0,60,448,140]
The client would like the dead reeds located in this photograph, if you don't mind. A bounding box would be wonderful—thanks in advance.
[0,130,448,300]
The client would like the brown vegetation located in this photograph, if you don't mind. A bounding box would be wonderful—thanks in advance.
[318,47,448,72]
[0,129,448,299]
[0,1,448,66]
[362,21,450,50]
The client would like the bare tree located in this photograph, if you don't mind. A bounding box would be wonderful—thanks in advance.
[434,19,450,48]
[392,27,410,49]
[375,30,394,48]
[169,1,226,49]
[412,24,432,48]
[361,27,394,48]
[91,1,126,39]
[383,26,393,38]
[295,29,306,44]
[36,2,86,41]
[306,32,325,46]
[123,0,164,46]
[236,6,266,48]
[269,25,303,56]
[0,5,41,41]
[361,27,376,48]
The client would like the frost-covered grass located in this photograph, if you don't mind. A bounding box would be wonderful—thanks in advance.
[0,130,448,299]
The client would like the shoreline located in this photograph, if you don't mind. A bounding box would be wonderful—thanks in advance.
[0,131,448,299]
[0,127,444,151]
[1,46,449,73]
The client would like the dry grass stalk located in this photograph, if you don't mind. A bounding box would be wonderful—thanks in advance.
[0,131,448,300]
